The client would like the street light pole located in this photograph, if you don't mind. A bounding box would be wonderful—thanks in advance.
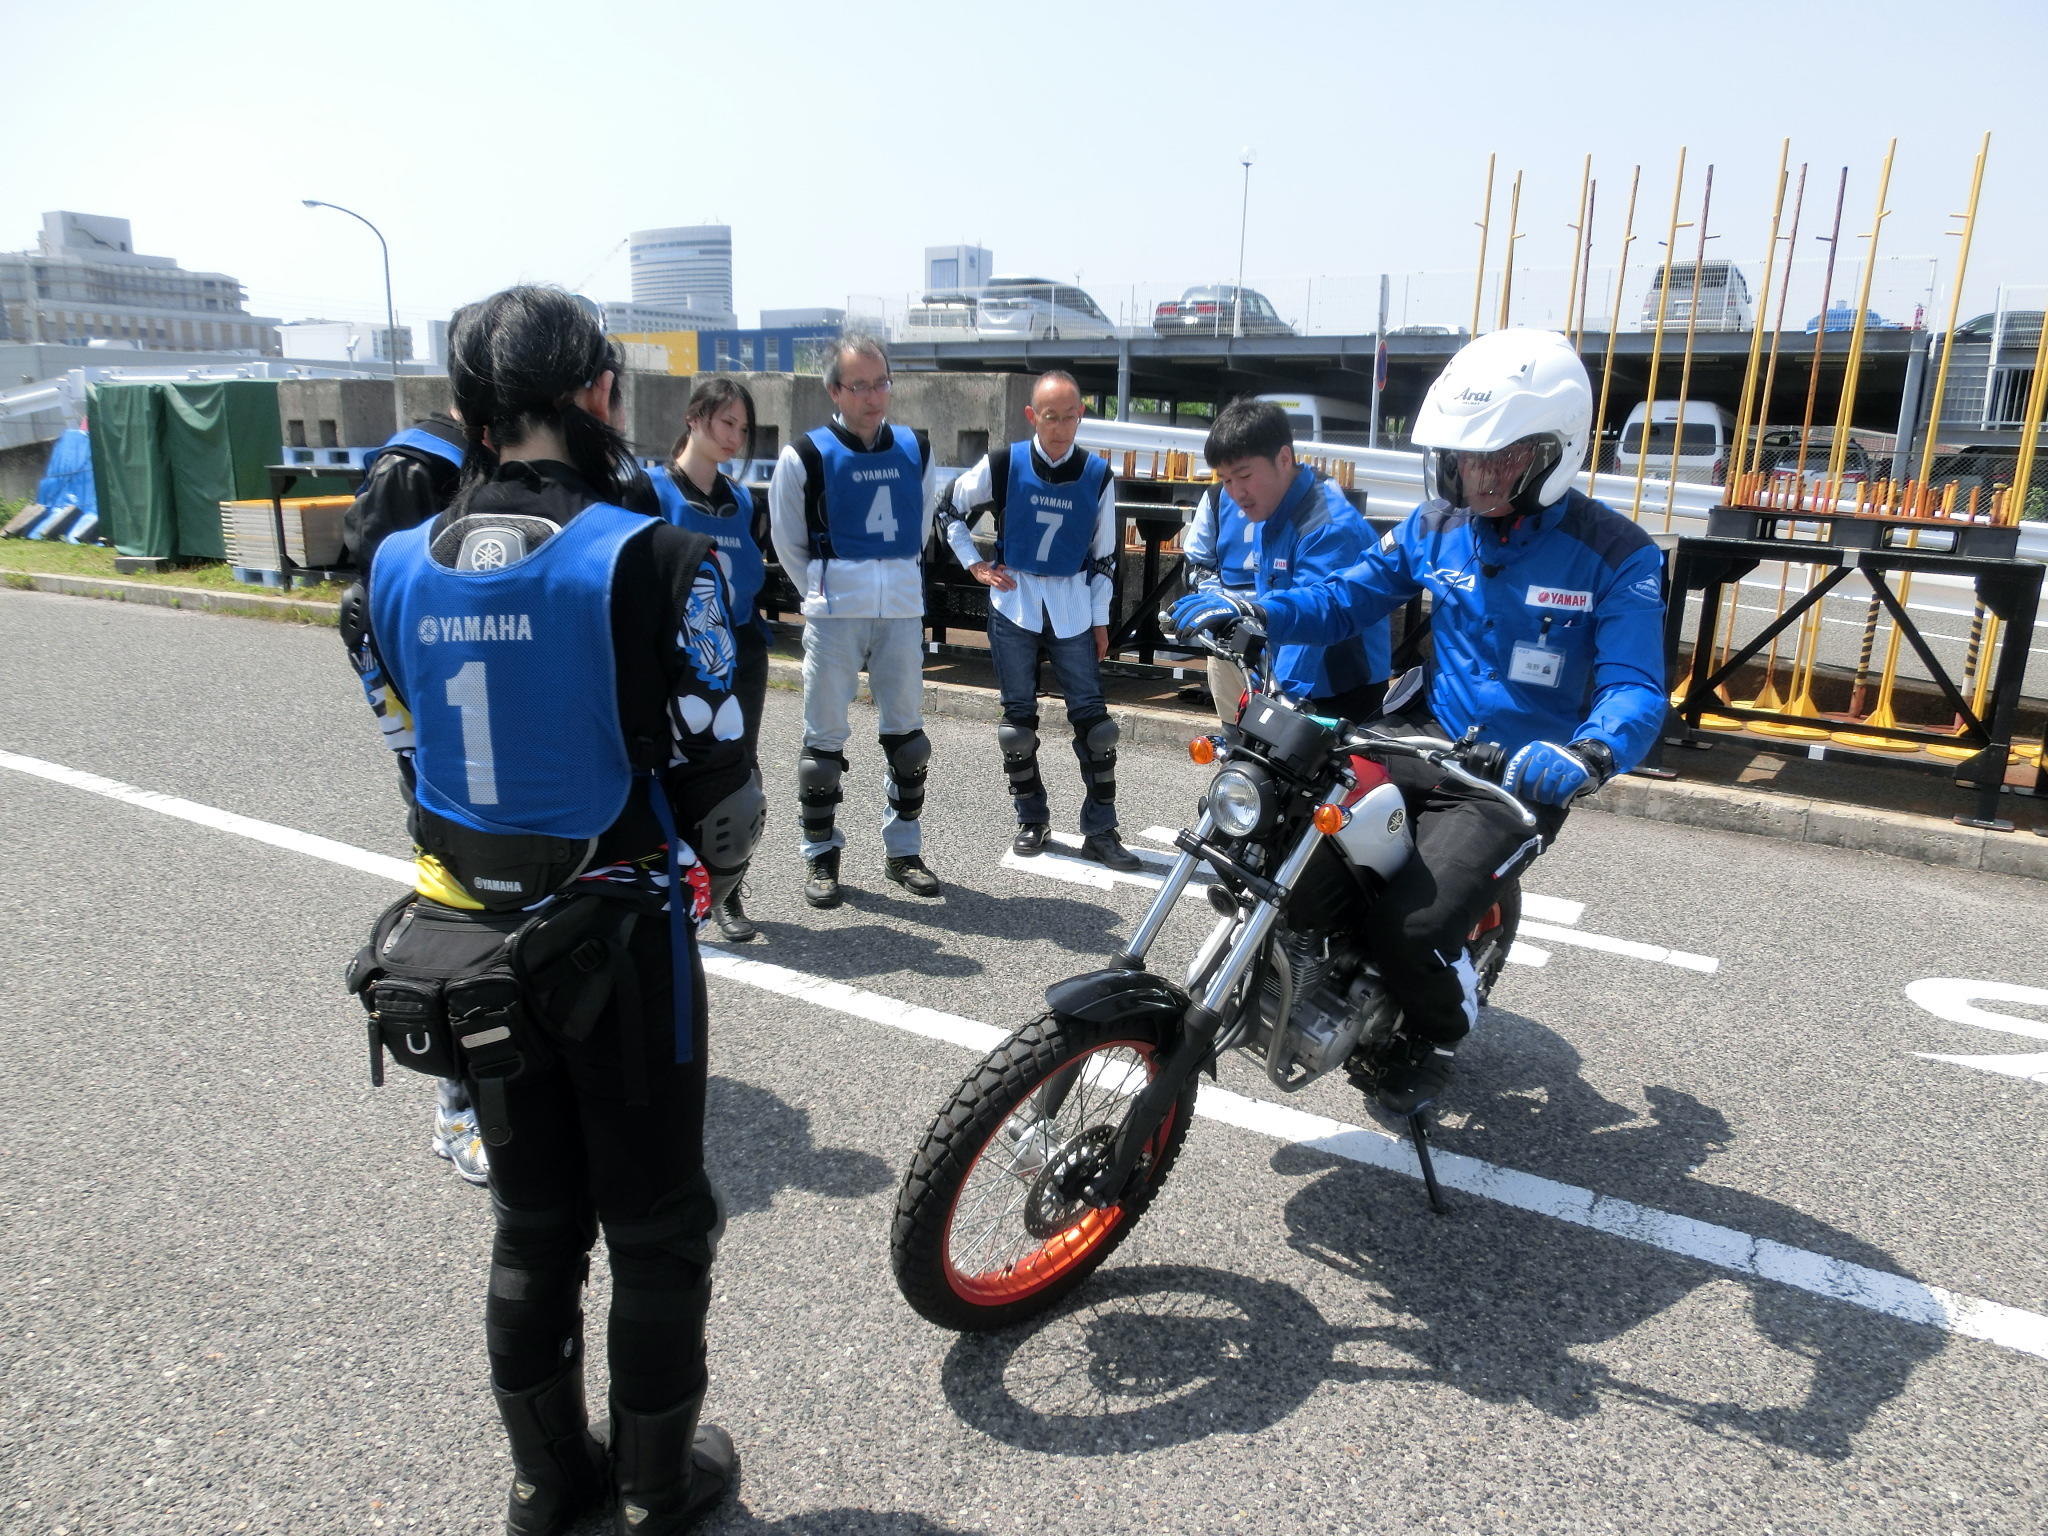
[1234,147,1255,341]
[302,199,401,419]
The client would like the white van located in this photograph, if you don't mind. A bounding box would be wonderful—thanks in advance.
[1256,393,1375,447]
[1639,261,1752,332]
[1611,400,1735,484]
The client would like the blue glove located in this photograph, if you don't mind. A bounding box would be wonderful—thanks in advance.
[1502,740,1591,806]
[1171,590,1258,640]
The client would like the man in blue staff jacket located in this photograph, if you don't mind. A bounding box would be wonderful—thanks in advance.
[1176,330,1666,1116]
[1197,399,1391,724]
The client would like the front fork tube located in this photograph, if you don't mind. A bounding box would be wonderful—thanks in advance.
[1112,810,1214,970]
[1084,792,1343,1207]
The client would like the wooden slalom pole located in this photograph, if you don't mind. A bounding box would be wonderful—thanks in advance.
[1498,169,1524,329]
[1663,163,1716,532]
[1629,147,1689,523]
[1565,155,1591,343]
[1730,141,1791,494]
[1471,154,1495,340]
[1585,165,1640,503]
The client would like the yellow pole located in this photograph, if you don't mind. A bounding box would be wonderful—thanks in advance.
[1575,180,1599,351]
[2002,282,2048,525]
[1663,164,1717,531]
[1586,165,1640,503]
[1630,147,1689,523]
[1565,155,1592,342]
[1746,162,1809,482]
[1829,138,1897,484]
[1498,169,1524,329]
[1795,168,1852,513]
[1916,133,1992,489]
[1471,153,1495,339]
[1731,141,1791,492]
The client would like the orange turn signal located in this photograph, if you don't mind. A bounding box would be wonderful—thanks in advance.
[1189,735,1218,766]
[1312,804,1347,836]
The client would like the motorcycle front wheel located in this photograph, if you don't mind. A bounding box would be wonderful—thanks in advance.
[891,1010,1199,1332]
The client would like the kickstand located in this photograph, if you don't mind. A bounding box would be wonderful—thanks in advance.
[1408,1112,1448,1214]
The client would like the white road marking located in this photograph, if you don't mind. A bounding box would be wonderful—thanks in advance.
[0,750,416,886]
[1905,978,2048,1087]
[1517,919,1721,974]
[8,749,2040,1361]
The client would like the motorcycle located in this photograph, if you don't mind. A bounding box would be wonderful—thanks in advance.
[890,618,1538,1332]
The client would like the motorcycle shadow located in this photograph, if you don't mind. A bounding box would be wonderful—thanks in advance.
[706,1075,895,1218]
[1269,1009,1946,1463]
[939,1262,1372,1454]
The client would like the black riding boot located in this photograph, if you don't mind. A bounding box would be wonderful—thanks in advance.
[611,1392,738,1534]
[493,1359,608,1536]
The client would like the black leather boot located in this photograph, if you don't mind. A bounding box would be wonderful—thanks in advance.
[611,1393,738,1534]
[493,1360,607,1536]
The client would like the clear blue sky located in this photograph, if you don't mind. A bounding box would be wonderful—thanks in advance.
[10,0,2047,339]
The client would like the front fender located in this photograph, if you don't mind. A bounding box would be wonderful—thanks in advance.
[1045,968,1189,1028]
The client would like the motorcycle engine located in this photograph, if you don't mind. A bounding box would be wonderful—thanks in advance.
[1256,933,1388,1080]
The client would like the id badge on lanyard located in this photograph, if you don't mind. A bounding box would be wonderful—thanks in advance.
[1509,614,1565,688]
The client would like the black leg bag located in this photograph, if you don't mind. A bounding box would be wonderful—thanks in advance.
[346,887,662,1147]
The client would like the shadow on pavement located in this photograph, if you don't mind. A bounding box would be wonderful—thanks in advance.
[1270,1009,1947,1462]
[708,1076,894,1218]
[739,919,985,981]
[843,881,1129,956]
[705,1509,987,1535]
[572,1503,986,1535]
[939,1263,1365,1454]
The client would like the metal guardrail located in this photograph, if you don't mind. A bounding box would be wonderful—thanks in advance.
[1074,418,2048,563]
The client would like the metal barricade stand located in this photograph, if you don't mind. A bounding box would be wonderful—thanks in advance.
[1652,521,2043,830]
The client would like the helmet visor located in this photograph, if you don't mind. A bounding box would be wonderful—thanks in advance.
[1437,434,1558,515]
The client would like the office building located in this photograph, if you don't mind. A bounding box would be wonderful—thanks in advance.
[0,211,280,355]
[629,225,736,328]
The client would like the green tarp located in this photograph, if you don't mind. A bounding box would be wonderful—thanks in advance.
[87,380,281,559]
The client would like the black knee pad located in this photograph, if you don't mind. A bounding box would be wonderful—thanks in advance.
[880,730,931,822]
[1074,712,1119,805]
[797,747,848,840]
[995,718,1043,801]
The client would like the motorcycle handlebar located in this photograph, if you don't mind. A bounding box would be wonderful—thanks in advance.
[1343,727,1540,831]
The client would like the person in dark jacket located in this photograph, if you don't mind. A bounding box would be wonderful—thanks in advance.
[649,376,772,942]
[346,286,751,1535]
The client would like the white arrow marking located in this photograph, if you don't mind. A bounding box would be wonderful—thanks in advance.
[1906,978,2048,1087]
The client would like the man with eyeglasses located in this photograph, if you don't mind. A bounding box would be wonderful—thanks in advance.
[770,332,943,907]
[940,370,1140,869]
[1173,330,1665,1117]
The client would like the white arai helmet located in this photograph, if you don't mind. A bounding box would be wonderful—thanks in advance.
[1413,329,1592,516]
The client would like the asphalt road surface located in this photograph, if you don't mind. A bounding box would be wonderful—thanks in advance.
[4,587,2045,1536]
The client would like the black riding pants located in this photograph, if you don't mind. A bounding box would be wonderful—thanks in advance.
[479,912,720,1414]
[1368,729,1568,1044]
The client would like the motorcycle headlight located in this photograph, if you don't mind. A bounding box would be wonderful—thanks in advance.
[1207,766,1269,838]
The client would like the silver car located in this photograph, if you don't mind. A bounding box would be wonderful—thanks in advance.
[973,277,1117,341]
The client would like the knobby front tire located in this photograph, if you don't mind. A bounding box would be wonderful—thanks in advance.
[891,1011,1198,1332]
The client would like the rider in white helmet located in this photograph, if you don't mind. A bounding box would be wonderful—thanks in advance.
[1174,329,1667,1115]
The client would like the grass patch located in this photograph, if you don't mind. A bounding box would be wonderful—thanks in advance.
[0,540,349,605]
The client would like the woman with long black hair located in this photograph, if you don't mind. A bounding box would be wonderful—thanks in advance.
[651,376,771,942]
[346,285,754,1534]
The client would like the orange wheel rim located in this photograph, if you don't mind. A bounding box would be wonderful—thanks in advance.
[941,1041,1171,1306]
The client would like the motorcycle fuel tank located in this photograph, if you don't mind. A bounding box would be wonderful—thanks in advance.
[1332,780,1412,878]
